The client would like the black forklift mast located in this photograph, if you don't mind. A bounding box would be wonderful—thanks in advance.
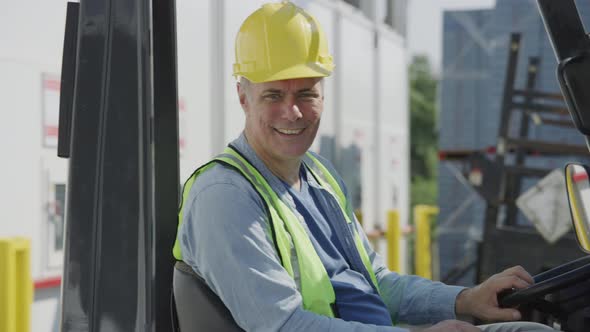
[58,0,179,331]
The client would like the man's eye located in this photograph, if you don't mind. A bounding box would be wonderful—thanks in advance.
[265,94,281,101]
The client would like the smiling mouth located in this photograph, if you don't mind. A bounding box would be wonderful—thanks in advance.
[274,128,305,135]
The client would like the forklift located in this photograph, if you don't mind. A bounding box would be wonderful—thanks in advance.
[56,0,590,331]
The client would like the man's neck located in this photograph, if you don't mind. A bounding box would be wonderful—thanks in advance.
[265,157,301,191]
[245,134,302,191]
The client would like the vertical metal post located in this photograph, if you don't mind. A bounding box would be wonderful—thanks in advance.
[57,2,79,159]
[152,0,180,329]
[477,34,521,282]
[60,0,157,330]
[495,34,521,164]
[505,57,539,226]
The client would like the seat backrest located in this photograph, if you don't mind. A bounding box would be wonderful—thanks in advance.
[173,261,244,331]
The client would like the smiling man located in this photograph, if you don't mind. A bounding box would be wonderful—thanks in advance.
[173,2,556,331]
[238,76,324,189]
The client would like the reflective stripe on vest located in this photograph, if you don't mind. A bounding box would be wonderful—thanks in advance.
[173,147,380,317]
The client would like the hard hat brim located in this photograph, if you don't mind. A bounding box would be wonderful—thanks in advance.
[240,62,334,83]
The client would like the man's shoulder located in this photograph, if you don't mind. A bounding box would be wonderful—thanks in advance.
[187,161,255,195]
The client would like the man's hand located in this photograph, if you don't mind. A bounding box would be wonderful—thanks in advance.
[412,320,481,332]
[455,265,534,322]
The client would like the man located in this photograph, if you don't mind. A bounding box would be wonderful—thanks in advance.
[174,2,556,331]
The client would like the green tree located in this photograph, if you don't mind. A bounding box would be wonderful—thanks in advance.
[410,55,438,206]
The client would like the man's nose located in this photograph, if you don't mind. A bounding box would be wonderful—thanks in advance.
[284,102,303,121]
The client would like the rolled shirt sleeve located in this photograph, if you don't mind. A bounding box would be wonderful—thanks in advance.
[179,165,409,332]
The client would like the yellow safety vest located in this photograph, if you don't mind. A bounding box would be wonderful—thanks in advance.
[173,146,380,317]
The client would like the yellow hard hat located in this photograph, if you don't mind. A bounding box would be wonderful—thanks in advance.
[233,1,334,83]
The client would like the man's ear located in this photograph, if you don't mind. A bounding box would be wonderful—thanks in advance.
[237,82,248,112]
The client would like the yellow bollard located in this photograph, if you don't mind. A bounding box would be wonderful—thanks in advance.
[386,210,401,272]
[15,238,32,332]
[414,206,439,280]
[0,239,15,332]
[0,238,32,332]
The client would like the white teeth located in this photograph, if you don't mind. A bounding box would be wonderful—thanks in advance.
[276,128,304,135]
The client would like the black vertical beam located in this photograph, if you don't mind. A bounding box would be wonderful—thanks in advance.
[505,57,539,226]
[495,33,521,165]
[60,0,155,330]
[537,0,590,61]
[539,0,590,137]
[57,2,79,159]
[477,34,521,283]
[152,0,180,330]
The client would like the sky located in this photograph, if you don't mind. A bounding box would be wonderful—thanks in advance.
[407,0,496,74]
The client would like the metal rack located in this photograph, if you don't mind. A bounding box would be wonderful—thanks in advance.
[439,33,587,286]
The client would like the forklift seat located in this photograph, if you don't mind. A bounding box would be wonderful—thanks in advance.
[173,261,244,331]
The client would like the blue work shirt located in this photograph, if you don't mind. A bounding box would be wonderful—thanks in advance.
[282,167,391,326]
[179,133,465,331]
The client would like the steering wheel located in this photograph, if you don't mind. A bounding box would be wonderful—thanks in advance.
[498,255,590,309]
